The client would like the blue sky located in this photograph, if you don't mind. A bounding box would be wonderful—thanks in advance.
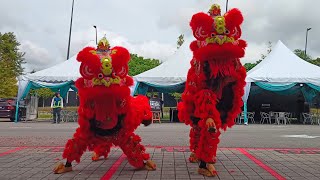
[0,0,319,72]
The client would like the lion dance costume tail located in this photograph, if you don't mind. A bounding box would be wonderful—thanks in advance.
[53,36,156,174]
[178,4,247,177]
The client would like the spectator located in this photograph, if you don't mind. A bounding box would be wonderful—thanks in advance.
[51,92,63,124]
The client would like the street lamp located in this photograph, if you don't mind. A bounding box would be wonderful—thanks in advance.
[304,27,312,60]
[226,0,229,12]
[93,25,97,45]
[67,0,75,60]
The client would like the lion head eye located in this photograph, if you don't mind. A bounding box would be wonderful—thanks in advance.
[225,29,230,34]
[98,73,104,79]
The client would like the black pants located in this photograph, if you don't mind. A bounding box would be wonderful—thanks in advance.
[53,108,61,123]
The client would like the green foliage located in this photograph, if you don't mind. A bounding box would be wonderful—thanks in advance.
[294,49,320,67]
[0,32,25,76]
[128,54,160,76]
[169,92,182,106]
[243,60,261,72]
[177,34,185,49]
[294,49,313,61]
[0,73,18,98]
[0,32,25,98]
[34,88,55,98]
[169,92,182,99]
[309,58,320,66]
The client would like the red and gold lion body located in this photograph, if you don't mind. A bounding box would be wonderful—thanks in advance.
[178,4,247,176]
[54,38,156,174]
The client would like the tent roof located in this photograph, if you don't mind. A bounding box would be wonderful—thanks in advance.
[134,38,192,86]
[24,41,96,82]
[246,40,320,86]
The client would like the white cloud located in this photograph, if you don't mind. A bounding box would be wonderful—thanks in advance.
[20,41,59,72]
[67,28,176,63]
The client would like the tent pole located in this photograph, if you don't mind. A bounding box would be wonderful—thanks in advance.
[15,100,19,123]
[244,102,248,124]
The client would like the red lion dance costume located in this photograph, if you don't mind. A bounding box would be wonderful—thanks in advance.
[178,4,246,176]
[53,36,156,174]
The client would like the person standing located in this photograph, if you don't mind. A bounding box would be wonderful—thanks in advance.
[51,92,63,123]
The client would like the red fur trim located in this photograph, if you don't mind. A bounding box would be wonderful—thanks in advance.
[190,12,213,40]
[189,125,201,152]
[122,95,152,132]
[190,40,199,51]
[193,90,222,129]
[195,120,221,163]
[194,43,245,62]
[77,47,101,75]
[119,133,149,168]
[221,65,246,130]
[238,39,247,49]
[125,76,134,87]
[225,8,244,29]
[93,142,112,158]
[111,46,130,78]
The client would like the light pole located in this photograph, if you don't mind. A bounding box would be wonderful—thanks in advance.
[67,0,75,60]
[304,27,312,60]
[93,25,97,45]
[226,0,229,12]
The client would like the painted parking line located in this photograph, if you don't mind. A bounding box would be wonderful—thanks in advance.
[101,153,127,180]
[10,146,320,180]
[237,148,286,180]
[0,147,27,157]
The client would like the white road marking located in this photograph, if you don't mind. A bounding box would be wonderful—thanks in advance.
[10,127,32,129]
[282,134,320,139]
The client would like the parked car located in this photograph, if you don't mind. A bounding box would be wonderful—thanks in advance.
[0,98,26,121]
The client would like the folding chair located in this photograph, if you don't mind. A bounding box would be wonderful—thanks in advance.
[248,112,255,124]
[260,112,271,124]
[152,111,161,123]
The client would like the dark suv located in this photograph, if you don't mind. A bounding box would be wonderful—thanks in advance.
[0,98,26,121]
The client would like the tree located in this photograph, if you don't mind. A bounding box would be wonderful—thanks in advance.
[177,34,185,49]
[30,88,55,107]
[259,41,272,61]
[309,58,320,66]
[0,32,25,76]
[243,61,260,72]
[0,32,25,98]
[128,54,160,76]
[294,49,313,61]
[293,49,320,67]
[169,92,182,105]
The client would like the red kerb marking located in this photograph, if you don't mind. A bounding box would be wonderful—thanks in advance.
[237,148,286,180]
[0,147,27,157]
[101,153,126,180]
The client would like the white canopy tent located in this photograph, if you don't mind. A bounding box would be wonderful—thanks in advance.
[242,40,320,123]
[243,40,320,102]
[133,38,193,93]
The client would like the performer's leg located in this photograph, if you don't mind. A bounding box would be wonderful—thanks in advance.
[92,142,112,161]
[189,124,200,163]
[53,121,92,174]
[119,133,156,170]
[196,120,221,177]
